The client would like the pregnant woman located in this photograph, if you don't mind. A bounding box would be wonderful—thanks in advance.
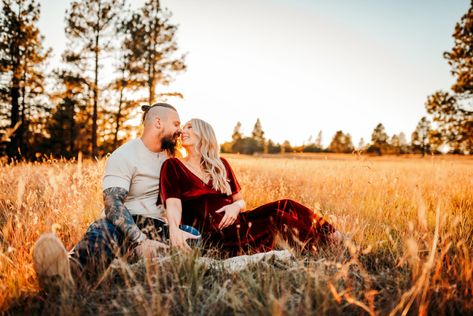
[160,119,342,256]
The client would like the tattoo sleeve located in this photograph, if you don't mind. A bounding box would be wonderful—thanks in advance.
[103,187,146,243]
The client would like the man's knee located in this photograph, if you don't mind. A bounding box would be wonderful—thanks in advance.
[70,218,122,273]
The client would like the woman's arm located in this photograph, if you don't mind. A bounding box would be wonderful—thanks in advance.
[166,197,200,252]
[232,192,246,212]
[215,158,245,229]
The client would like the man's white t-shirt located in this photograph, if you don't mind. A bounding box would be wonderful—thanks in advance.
[102,138,167,220]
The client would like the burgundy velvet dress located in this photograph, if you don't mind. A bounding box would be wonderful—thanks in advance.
[160,157,335,256]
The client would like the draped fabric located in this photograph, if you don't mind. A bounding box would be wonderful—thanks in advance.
[160,157,335,256]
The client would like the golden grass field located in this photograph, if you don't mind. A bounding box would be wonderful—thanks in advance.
[0,153,472,315]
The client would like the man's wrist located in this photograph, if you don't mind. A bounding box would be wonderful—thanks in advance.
[132,231,148,247]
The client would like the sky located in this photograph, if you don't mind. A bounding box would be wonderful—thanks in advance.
[38,0,471,147]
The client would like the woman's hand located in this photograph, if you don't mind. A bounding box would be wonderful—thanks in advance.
[169,226,200,252]
[216,202,242,230]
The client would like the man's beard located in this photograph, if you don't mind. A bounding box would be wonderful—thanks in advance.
[161,131,181,156]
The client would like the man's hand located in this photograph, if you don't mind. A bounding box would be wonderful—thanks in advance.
[169,226,201,252]
[216,203,241,230]
[134,239,169,259]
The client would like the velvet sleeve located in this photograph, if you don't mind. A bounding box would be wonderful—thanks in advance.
[160,158,182,205]
[221,157,241,195]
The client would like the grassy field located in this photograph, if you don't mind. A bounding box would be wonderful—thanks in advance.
[0,153,472,315]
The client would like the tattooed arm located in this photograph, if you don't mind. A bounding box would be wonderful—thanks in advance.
[103,187,169,257]
[103,187,147,244]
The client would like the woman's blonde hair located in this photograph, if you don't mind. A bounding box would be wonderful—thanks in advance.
[189,118,232,195]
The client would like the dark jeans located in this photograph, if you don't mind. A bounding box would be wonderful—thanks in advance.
[69,215,169,283]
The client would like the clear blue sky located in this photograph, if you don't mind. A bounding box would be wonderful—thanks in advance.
[38,0,470,146]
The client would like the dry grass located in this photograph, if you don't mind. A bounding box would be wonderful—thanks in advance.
[0,153,472,315]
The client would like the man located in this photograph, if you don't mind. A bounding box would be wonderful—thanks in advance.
[33,103,197,291]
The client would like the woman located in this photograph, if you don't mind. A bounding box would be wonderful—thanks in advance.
[160,119,342,256]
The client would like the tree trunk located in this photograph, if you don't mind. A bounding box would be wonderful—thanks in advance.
[148,0,159,105]
[147,59,155,104]
[70,99,75,156]
[92,33,99,157]
[114,86,124,148]
[149,79,155,105]
[7,77,21,159]
[7,0,21,159]
[20,64,27,157]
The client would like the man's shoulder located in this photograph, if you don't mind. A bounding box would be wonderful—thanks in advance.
[104,139,142,169]
[109,139,141,158]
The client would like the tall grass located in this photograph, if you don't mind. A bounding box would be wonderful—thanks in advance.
[0,154,472,315]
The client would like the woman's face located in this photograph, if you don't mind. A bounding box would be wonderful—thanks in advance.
[181,121,200,148]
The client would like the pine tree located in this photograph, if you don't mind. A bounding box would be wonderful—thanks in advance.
[446,1,473,96]
[281,140,292,154]
[399,132,407,146]
[303,130,324,153]
[250,118,265,153]
[252,118,264,141]
[390,134,401,155]
[122,0,186,105]
[425,1,473,154]
[46,70,89,157]
[411,117,432,156]
[65,0,125,157]
[390,134,399,147]
[315,130,323,149]
[358,137,365,150]
[371,123,389,145]
[0,0,49,159]
[329,130,354,153]
[368,123,389,155]
[232,121,242,142]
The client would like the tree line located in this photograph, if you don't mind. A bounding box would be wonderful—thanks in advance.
[221,116,450,156]
[0,0,185,160]
[1,0,472,160]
